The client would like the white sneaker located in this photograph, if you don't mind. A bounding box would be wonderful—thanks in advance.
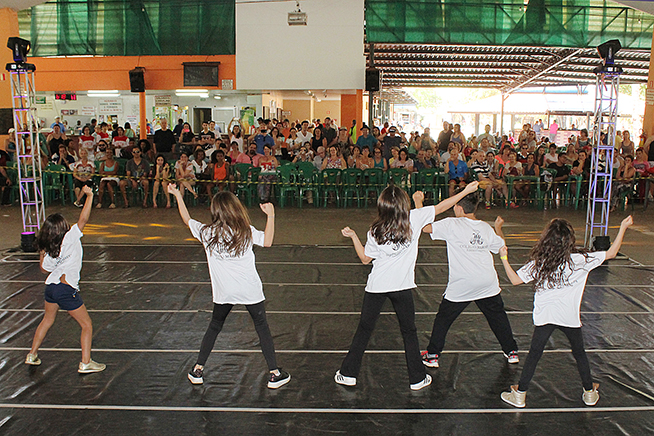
[410,374,432,391]
[583,383,600,406]
[503,350,520,364]
[78,359,106,374]
[334,370,356,386]
[25,353,41,365]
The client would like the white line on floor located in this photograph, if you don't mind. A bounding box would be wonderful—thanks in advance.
[1,347,652,354]
[1,308,651,316]
[0,403,652,414]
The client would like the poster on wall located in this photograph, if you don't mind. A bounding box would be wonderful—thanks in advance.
[155,95,172,107]
[81,106,96,116]
[98,98,123,114]
[61,109,78,116]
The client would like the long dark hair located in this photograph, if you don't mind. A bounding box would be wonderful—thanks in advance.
[370,185,412,246]
[36,213,71,258]
[203,191,252,256]
[529,218,587,289]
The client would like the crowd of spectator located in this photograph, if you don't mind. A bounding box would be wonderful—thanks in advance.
[2,116,654,209]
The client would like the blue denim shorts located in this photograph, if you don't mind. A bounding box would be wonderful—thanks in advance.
[44,282,84,311]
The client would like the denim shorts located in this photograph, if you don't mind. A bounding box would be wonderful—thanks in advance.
[44,282,84,311]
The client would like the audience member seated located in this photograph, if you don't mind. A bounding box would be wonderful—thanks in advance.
[357,147,373,170]
[112,126,131,158]
[96,146,119,209]
[412,149,432,172]
[192,148,212,202]
[372,146,388,171]
[72,148,94,207]
[77,126,95,160]
[119,145,151,208]
[151,153,172,209]
[51,143,76,170]
[504,150,522,208]
[321,145,347,170]
[293,145,313,164]
[173,151,197,202]
[543,143,558,166]
[313,146,326,170]
[447,148,468,197]
[547,152,571,206]
[209,149,230,193]
[390,148,414,172]
[348,146,361,169]
[382,127,402,160]
[236,143,262,166]
[258,144,278,203]
[611,154,635,211]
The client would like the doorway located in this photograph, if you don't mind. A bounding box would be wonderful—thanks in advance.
[193,107,212,133]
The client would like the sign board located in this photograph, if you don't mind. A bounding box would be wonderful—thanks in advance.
[647,88,654,106]
[35,96,46,104]
[98,98,123,114]
[81,106,96,116]
[282,110,291,118]
[61,109,78,115]
[222,79,234,90]
[155,95,172,107]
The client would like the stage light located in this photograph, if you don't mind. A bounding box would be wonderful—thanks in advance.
[7,37,30,63]
[597,39,621,66]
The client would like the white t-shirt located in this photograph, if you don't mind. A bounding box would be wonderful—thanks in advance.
[430,217,504,302]
[364,206,435,293]
[517,251,606,328]
[43,224,84,290]
[188,219,266,305]
[296,131,312,145]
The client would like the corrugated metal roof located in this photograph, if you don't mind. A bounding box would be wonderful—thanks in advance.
[367,43,650,90]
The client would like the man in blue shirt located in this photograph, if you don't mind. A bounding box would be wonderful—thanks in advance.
[252,127,275,155]
[50,116,65,133]
[356,125,378,153]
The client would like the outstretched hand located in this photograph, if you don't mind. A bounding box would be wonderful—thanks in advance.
[167,184,180,196]
[81,185,93,196]
[499,245,508,257]
[412,191,424,204]
[341,226,357,239]
[495,216,504,228]
[464,181,479,193]
[621,215,633,229]
[260,202,275,216]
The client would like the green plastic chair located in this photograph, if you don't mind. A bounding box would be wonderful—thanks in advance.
[362,167,384,206]
[237,167,261,206]
[43,164,67,205]
[416,168,440,205]
[320,168,341,207]
[387,168,410,192]
[277,164,298,208]
[296,163,319,208]
[233,163,253,203]
[341,168,363,207]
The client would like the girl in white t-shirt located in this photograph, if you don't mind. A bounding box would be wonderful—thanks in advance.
[335,181,479,390]
[167,185,290,389]
[499,216,633,408]
[26,185,106,374]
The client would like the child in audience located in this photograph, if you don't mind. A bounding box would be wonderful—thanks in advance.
[26,185,106,374]
[335,181,479,390]
[168,185,290,389]
[499,216,633,408]
[151,154,172,208]
[418,191,519,368]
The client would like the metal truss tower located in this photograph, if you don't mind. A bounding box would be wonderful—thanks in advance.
[584,67,621,249]
[7,62,45,236]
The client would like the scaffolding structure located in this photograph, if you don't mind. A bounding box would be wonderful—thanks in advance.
[7,63,45,235]
[584,70,620,249]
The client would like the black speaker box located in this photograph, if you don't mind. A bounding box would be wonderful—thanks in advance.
[129,68,145,93]
[366,68,380,92]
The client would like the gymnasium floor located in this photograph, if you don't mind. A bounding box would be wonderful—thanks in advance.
[1,230,654,435]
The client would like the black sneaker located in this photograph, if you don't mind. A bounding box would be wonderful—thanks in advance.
[268,369,291,389]
[188,366,203,385]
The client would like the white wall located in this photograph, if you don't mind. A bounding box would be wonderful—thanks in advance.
[236,0,365,90]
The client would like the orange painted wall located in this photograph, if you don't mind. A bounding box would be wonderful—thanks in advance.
[341,90,363,131]
[28,55,236,92]
[1,8,20,149]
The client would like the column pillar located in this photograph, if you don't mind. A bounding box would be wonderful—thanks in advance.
[642,29,654,139]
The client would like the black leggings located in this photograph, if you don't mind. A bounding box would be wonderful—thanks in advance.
[196,301,278,370]
[518,324,593,391]
[340,289,426,384]
[426,294,517,355]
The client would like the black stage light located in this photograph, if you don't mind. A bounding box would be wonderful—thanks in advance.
[597,39,621,66]
[7,37,30,63]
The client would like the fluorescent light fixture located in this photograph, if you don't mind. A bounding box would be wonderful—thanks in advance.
[175,89,209,98]
[88,90,119,95]
[213,95,221,100]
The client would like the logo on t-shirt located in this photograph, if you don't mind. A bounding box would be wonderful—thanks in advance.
[470,231,484,245]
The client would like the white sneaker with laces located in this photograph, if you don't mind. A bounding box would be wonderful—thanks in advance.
[78,359,106,374]
[410,374,432,391]
[583,383,600,406]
